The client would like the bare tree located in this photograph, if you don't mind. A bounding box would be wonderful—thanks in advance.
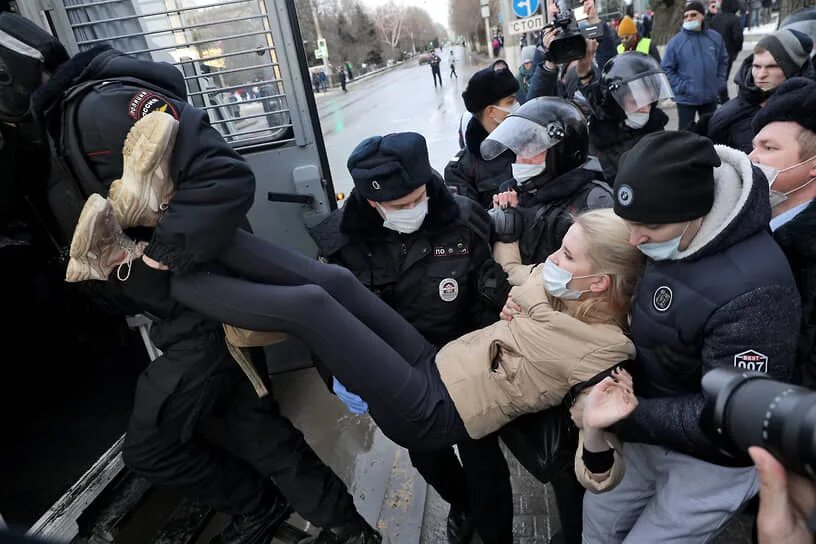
[374,1,406,50]
[651,0,686,45]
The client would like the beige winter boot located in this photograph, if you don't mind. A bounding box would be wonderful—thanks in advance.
[65,194,144,283]
[108,110,178,228]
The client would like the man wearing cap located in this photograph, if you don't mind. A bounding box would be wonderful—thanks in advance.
[616,15,661,62]
[706,0,744,102]
[310,132,511,544]
[582,130,800,542]
[662,1,730,129]
[749,78,816,387]
[708,28,814,153]
[444,67,520,209]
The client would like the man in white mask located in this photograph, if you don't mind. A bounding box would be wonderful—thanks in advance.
[309,131,510,544]
[583,130,800,542]
[749,77,816,387]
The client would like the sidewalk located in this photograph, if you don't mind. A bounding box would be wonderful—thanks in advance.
[313,60,413,101]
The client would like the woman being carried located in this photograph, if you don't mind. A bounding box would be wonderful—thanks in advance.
[66,111,643,453]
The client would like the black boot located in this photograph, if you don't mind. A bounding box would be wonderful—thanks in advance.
[446,505,474,544]
[210,489,293,544]
[298,515,381,544]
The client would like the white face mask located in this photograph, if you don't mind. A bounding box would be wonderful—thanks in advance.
[753,154,816,208]
[377,198,429,234]
[542,259,600,300]
[637,222,691,261]
[624,111,650,129]
[512,161,547,184]
[490,101,520,125]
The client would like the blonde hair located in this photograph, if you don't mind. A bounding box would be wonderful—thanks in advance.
[797,126,816,162]
[548,208,644,330]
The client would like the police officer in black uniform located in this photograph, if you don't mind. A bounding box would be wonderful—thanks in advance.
[484,97,614,264]
[444,67,520,209]
[0,13,377,544]
[483,97,613,544]
[310,133,514,544]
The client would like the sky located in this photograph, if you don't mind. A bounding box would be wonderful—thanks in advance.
[361,0,451,27]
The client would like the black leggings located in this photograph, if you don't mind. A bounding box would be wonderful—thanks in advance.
[169,229,469,451]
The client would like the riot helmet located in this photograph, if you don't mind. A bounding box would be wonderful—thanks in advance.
[596,52,673,124]
[0,12,69,122]
[481,97,588,187]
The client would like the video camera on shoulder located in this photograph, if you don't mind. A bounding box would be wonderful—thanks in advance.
[543,0,604,65]
[703,367,816,480]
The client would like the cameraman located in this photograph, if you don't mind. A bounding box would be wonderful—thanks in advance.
[749,446,816,544]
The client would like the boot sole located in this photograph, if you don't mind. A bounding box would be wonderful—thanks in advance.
[113,111,179,228]
[66,194,108,282]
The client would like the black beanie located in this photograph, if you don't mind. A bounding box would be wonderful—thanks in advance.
[684,1,706,15]
[614,131,720,223]
[347,132,432,202]
[756,28,813,79]
[753,77,816,135]
[0,12,68,72]
[462,67,520,113]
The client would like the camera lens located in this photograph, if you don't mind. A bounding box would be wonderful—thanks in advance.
[704,368,816,478]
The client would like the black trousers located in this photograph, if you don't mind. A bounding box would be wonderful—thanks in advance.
[170,230,469,452]
[411,434,514,544]
[432,69,443,87]
[122,315,358,526]
[677,102,717,131]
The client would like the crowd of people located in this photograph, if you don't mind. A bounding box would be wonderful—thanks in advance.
[2,1,816,544]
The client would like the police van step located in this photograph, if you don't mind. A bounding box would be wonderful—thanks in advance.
[151,500,212,544]
[76,472,152,542]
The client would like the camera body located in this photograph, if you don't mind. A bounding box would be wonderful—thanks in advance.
[703,367,816,479]
[543,0,604,65]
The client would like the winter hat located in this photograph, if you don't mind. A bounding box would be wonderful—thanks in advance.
[347,132,433,202]
[752,77,816,134]
[614,131,720,223]
[462,67,520,113]
[0,12,68,72]
[756,29,814,78]
[683,1,706,15]
[521,45,537,65]
[618,16,638,37]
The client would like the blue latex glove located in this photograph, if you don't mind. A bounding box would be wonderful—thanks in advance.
[332,377,369,415]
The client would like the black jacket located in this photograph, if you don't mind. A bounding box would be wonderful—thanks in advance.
[33,46,255,273]
[708,55,816,153]
[310,175,500,347]
[774,202,816,388]
[614,147,800,465]
[588,106,669,182]
[444,117,514,210]
[708,12,744,59]
[507,160,614,264]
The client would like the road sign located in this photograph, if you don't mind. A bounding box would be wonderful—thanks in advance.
[508,14,546,34]
[512,0,540,18]
[482,6,490,17]
[314,48,324,59]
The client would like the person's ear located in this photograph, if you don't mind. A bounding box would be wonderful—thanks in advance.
[589,274,612,294]
[367,199,378,209]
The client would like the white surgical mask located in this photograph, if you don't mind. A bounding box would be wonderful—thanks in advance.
[637,222,691,261]
[512,161,546,184]
[491,101,520,125]
[683,20,701,31]
[624,111,650,129]
[378,198,429,234]
[753,154,816,208]
[542,259,600,300]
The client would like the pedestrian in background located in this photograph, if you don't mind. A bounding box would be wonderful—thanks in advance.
[430,52,443,88]
[339,67,348,92]
[662,1,729,129]
[707,0,744,102]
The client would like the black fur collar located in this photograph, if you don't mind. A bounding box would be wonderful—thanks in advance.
[775,201,816,259]
[32,45,112,119]
[340,173,460,239]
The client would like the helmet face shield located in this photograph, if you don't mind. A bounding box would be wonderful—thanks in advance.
[481,116,562,161]
[610,72,673,113]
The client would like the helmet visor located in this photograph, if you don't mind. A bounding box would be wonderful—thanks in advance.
[610,72,673,113]
[480,116,562,161]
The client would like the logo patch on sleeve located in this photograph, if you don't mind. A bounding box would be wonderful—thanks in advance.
[733,350,768,373]
[128,90,179,121]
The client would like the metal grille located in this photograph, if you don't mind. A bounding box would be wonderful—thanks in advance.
[62,0,294,147]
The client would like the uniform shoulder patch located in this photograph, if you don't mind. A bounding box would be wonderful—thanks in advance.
[128,89,179,121]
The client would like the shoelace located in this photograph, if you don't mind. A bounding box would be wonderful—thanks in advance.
[116,239,138,282]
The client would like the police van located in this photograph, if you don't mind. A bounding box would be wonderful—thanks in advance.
[0,1,428,542]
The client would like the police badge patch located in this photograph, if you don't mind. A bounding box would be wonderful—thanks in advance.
[733,350,768,373]
[653,286,672,312]
[438,278,459,302]
[128,90,179,121]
